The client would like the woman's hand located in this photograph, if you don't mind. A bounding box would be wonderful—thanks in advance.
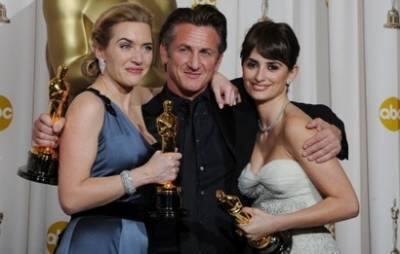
[137,151,182,185]
[238,207,280,241]
[211,72,241,109]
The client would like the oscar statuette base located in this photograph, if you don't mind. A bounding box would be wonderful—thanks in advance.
[251,231,292,254]
[147,185,186,254]
[149,185,186,219]
[18,149,58,185]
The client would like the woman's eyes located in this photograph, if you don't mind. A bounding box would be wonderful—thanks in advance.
[144,45,153,51]
[245,61,257,69]
[120,43,131,49]
[267,63,280,71]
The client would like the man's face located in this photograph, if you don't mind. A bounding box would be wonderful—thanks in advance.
[160,23,223,100]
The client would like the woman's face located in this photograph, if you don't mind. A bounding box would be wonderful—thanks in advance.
[242,48,297,102]
[98,21,153,88]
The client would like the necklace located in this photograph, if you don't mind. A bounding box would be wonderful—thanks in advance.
[258,101,290,133]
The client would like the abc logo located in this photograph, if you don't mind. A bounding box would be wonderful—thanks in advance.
[0,95,13,131]
[379,97,400,132]
[47,221,67,254]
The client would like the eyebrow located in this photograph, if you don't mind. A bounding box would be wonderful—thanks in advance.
[117,38,133,43]
[178,43,216,53]
[246,58,259,63]
[116,38,153,45]
[266,60,283,66]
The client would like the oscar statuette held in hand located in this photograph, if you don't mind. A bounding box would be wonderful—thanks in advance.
[216,190,292,254]
[152,100,185,219]
[18,65,69,185]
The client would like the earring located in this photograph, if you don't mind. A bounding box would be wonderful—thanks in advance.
[286,80,292,86]
[97,57,106,73]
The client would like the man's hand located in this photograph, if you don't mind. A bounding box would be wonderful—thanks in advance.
[211,72,241,109]
[302,118,342,163]
[32,113,65,148]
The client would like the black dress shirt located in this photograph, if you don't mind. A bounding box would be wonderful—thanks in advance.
[143,86,243,254]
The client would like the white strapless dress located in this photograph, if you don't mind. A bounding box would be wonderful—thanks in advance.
[238,160,340,254]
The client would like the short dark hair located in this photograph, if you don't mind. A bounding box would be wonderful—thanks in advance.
[240,21,300,70]
[159,4,227,54]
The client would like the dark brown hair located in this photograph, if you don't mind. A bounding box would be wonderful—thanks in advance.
[240,21,300,70]
[159,4,227,54]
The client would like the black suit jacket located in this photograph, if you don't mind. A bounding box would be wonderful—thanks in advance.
[142,86,244,254]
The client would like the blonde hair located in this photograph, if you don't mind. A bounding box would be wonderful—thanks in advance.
[82,3,153,78]
[91,3,153,49]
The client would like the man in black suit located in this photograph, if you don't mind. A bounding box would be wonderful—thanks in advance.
[33,5,347,254]
[141,5,347,254]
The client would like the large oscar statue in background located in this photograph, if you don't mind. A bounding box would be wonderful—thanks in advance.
[43,0,177,99]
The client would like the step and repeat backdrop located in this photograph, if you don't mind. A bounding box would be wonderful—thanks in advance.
[0,0,399,253]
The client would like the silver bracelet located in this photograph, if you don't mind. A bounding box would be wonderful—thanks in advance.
[120,170,136,195]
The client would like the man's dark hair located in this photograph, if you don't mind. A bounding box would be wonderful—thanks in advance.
[159,4,227,54]
[240,21,300,70]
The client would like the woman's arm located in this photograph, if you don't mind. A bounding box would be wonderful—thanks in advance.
[239,115,358,240]
[279,116,358,228]
[58,92,121,214]
[58,92,181,215]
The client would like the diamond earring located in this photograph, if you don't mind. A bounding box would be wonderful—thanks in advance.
[97,58,106,73]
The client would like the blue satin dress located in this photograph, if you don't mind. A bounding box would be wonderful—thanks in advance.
[55,88,154,254]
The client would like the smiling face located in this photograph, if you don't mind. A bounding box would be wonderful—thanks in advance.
[160,23,223,100]
[242,49,298,103]
[95,21,153,89]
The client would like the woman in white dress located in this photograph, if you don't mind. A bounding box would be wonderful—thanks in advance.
[237,21,359,253]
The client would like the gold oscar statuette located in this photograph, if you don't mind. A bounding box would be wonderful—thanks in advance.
[18,65,69,185]
[0,2,10,23]
[384,0,400,29]
[192,0,217,8]
[391,199,400,254]
[216,190,292,254]
[152,100,185,218]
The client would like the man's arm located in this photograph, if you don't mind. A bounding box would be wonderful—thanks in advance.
[32,113,64,147]
[292,101,348,161]
[231,77,348,161]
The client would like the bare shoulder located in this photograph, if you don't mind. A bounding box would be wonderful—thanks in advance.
[283,105,317,156]
[65,90,105,127]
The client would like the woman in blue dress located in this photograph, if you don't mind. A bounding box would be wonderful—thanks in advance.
[54,4,182,253]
